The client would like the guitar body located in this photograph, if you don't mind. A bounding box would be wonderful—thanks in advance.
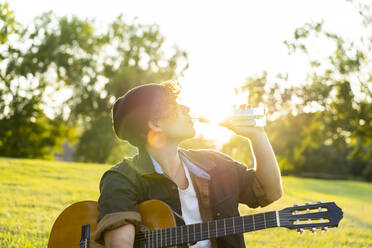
[138,200,177,248]
[48,200,177,248]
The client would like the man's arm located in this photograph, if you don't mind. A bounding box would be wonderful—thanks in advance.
[248,130,283,202]
[220,118,283,203]
[95,170,141,246]
[104,224,135,248]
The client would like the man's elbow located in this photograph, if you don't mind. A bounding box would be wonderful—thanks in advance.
[266,187,283,203]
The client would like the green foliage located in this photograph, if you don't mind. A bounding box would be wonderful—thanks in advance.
[0,104,73,159]
[1,157,372,247]
[73,115,115,163]
[221,136,253,168]
[0,3,76,159]
[72,115,138,163]
[22,12,187,163]
[362,163,372,181]
[0,2,19,44]
[0,3,187,162]
[284,2,371,179]
[237,0,371,180]
[106,140,138,165]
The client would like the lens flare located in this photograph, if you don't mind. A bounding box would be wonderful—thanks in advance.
[147,129,166,148]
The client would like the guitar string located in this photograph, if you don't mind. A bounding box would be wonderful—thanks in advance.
[142,220,321,248]
[136,210,306,241]
[140,222,299,248]
[135,216,288,245]
[138,215,318,247]
[136,212,296,241]
[135,220,280,242]
[137,212,326,247]
[141,221,284,248]
[135,218,280,237]
[135,214,292,242]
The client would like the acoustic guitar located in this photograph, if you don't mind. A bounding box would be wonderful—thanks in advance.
[48,200,343,248]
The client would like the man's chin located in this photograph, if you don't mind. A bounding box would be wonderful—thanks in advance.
[179,130,195,142]
[189,128,196,138]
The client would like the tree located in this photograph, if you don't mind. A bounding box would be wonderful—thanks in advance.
[221,136,253,168]
[68,15,188,162]
[235,0,371,180]
[283,1,371,179]
[0,3,74,159]
[71,15,188,162]
[0,4,188,162]
[0,2,17,44]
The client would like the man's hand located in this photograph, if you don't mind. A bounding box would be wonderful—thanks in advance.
[219,116,265,139]
[104,224,135,248]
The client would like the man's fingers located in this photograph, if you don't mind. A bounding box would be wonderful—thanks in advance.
[226,115,262,121]
[219,119,256,128]
[230,119,256,127]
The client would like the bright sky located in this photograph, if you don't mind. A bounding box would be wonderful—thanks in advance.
[9,0,363,144]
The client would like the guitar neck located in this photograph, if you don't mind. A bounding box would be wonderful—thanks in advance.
[139,211,279,247]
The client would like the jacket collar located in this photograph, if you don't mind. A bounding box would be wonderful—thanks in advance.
[178,149,216,172]
[128,148,217,176]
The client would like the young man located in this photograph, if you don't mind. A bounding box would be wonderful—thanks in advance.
[94,81,283,248]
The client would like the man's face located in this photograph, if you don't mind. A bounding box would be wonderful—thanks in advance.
[154,99,196,142]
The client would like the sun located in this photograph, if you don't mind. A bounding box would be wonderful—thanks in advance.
[178,79,248,147]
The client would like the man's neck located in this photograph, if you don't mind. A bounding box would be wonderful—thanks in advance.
[146,142,182,178]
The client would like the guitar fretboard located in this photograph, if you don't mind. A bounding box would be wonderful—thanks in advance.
[142,211,278,248]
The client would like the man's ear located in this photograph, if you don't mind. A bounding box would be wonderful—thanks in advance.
[148,119,162,132]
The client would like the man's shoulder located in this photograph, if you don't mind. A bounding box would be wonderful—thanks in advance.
[102,156,139,180]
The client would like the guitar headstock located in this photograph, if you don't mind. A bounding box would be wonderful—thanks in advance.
[279,201,343,234]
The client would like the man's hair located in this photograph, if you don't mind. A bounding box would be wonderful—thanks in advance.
[112,80,180,148]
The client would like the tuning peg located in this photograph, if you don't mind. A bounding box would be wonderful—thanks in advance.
[322,227,328,232]
[311,228,316,234]
[307,201,313,205]
[297,228,304,234]
[318,200,324,203]
[294,203,300,207]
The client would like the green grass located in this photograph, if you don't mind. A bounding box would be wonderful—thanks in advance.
[0,158,371,247]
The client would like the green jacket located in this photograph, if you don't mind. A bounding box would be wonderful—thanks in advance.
[94,148,272,247]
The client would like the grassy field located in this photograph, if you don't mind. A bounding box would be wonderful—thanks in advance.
[0,157,371,247]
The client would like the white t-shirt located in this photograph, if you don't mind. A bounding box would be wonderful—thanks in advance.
[150,156,212,248]
[178,164,212,248]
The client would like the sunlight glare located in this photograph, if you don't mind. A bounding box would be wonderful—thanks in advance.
[178,79,249,146]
